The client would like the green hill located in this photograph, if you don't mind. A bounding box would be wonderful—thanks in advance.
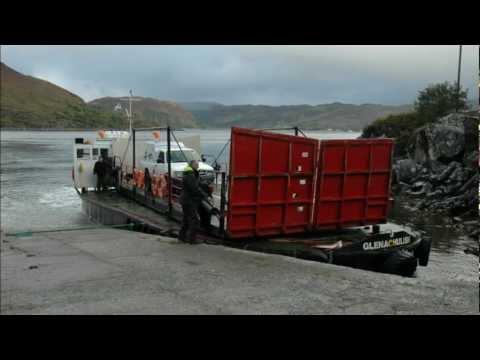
[0,62,125,129]
[181,102,413,131]
[0,63,198,129]
[88,97,198,129]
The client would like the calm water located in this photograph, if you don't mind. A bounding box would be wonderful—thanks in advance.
[1,129,477,281]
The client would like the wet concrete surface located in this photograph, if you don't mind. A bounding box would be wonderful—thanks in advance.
[1,228,478,315]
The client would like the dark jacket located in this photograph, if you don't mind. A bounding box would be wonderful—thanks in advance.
[93,160,107,177]
[180,165,207,206]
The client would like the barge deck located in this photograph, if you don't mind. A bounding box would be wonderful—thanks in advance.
[80,190,426,276]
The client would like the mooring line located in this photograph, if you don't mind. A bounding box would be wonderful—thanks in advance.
[5,223,136,237]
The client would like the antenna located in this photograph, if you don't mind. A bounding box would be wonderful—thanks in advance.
[456,45,463,113]
[119,90,141,133]
[129,89,133,133]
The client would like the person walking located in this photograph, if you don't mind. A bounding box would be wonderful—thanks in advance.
[178,160,208,244]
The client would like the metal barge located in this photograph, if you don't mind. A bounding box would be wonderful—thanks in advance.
[72,126,431,277]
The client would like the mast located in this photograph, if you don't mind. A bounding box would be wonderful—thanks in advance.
[455,45,463,113]
[120,90,140,133]
[129,89,133,133]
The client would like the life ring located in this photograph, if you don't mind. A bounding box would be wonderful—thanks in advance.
[151,176,158,196]
[152,176,162,197]
[137,170,145,189]
[134,169,143,187]
[159,174,168,198]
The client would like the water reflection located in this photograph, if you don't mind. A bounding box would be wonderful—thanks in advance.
[389,199,475,254]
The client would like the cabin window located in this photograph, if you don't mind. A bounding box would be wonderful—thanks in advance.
[77,148,91,159]
[92,148,99,156]
[158,152,165,163]
[170,150,200,163]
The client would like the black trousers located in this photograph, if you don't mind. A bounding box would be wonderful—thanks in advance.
[198,204,212,231]
[179,203,199,243]
[96,175,105,192]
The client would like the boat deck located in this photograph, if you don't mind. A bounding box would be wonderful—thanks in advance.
[81,190,182,236]
[81,189,413,243]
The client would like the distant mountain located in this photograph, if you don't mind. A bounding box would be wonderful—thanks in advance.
[179,102,223,112]
[1,62,413,131]
[181,102,414,131]
[89,97,198,129]
[0,62,199,129]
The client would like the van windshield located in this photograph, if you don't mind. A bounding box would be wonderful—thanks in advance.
[169,150,201,163]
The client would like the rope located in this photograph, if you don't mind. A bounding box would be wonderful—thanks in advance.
[5,223,136,237]
[119,134,132,170]
[296,128,307,137]
[212,139,231,167]
[170,131,190,163]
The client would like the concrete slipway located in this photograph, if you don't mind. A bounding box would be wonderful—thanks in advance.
[1,228,478,315]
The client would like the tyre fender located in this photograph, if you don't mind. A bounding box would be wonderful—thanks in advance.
[414,237,432,266]
[381,250,418,277]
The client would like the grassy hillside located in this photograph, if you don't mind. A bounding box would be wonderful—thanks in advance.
[0,62,124,129]
[88,97,198,128]
[0,63,198,129]
[181,102,413,131]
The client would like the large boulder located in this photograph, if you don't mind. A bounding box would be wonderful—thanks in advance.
[409,113,476,165]
[393,159,419,184]
[390,111,478,222]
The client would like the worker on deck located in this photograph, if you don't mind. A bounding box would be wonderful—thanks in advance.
[93,156,107,192]
[178,159,208,244]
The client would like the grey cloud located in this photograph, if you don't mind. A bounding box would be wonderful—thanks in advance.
[2,45,478,105]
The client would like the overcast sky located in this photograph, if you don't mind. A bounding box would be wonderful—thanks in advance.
[1,45,478,105]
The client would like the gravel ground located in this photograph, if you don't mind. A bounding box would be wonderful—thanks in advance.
[1,228,478,315]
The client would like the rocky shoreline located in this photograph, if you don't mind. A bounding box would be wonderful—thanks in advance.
[385,113,478,255]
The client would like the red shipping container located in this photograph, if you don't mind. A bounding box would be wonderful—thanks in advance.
[226,128,394,239]
[227,127,318,238]
[313,139,394,229]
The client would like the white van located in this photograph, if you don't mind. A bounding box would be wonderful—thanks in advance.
[139,141,215,183]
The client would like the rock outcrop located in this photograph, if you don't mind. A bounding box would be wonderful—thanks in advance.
[407,113,471,164]
[391,112,478,242]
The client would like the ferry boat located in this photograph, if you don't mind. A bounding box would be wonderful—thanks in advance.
[72,126,432,277]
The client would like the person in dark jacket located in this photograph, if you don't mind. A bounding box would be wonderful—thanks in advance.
[93,156,107,192]
[178,160,208,244]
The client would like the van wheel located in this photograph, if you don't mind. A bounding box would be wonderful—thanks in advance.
[380,250,417,277]
[414,238,432,266]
